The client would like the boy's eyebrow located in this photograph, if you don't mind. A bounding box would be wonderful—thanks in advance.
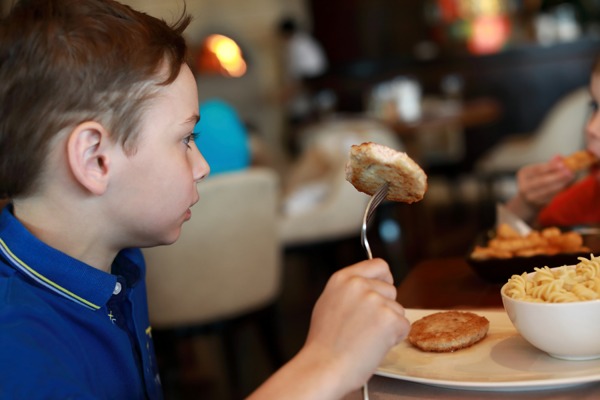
[183,114,200,125]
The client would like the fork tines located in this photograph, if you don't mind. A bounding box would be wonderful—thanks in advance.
[366,182,389,223]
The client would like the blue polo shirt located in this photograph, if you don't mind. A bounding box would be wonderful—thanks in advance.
[0,205,162,399]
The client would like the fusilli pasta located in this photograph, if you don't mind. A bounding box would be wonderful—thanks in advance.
[504,254,600,303]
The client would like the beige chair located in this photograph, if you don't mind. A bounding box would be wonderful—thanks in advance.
[279,117,404,247]
[142,167,283,398]
[476,87,590,174]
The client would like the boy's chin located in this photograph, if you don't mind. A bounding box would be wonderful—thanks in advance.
[141,230,182,248]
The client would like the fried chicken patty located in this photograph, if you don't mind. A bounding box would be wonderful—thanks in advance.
[345,142,427,203]
[408,311,490,352]
[563,150,598,172]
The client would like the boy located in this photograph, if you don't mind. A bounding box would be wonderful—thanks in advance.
[0,1,410,399]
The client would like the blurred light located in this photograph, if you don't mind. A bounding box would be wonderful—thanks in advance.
[196,34,247,78]
[467,15,511,54]
[458,0,507,19]
[433,0,512,55]
[379,218,402,244]
[438,0,460,23]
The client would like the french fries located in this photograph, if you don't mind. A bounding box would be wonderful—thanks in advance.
[471,223,590,260]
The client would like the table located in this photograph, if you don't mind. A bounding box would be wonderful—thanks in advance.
[343,257,600,399]
[388,97,502,137]
[396,257,503,309]
[344,377,600,400]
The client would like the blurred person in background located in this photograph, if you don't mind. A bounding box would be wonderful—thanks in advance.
[193,98,251,175]
[277,16,328,154]
[505,58,600,227]
[194,98,286,175]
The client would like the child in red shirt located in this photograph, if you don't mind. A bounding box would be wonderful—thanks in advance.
[505,60,600,228]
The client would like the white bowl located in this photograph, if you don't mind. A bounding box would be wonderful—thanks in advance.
[501,266,600,361]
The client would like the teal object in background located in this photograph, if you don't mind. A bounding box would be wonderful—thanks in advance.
[193,99,251,175]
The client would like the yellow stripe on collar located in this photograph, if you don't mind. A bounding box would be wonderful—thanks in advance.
[0,238,101,310]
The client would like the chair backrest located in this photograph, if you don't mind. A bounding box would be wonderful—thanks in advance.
[528,86,590,158]
[143,167,281,328]
[476,87,591,173]
[280,117,404,246]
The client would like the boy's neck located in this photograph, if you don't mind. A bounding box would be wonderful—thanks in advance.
[11,199,116,273]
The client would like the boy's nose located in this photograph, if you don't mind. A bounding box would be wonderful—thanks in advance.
[587,112,600,140]
[190,143,210,182]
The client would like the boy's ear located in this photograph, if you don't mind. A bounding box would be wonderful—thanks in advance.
[66,122,112,195]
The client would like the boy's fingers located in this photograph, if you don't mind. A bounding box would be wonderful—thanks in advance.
[340,258,394,283]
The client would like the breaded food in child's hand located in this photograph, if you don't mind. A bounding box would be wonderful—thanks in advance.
[408,311,489,352]
[345,142,427,203]
[563,150,598,172]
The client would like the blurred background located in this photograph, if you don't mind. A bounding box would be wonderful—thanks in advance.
[4,0,600,399]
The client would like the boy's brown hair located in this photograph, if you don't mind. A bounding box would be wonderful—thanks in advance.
[0,0,191,199]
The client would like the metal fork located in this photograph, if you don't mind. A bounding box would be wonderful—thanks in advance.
[361,182,389,259]
[360,182,389,400]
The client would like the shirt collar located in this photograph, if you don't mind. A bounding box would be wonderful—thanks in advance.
[0,205,141,310]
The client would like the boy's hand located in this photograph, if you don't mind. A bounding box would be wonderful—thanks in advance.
[302,258,410,390]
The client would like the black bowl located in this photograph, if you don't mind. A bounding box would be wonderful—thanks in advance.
[466,226,600,284]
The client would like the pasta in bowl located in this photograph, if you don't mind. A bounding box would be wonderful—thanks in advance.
[501,254,600,360]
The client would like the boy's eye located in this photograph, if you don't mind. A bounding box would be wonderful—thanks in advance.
[590,100,598,113]
[183,132,199,147]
